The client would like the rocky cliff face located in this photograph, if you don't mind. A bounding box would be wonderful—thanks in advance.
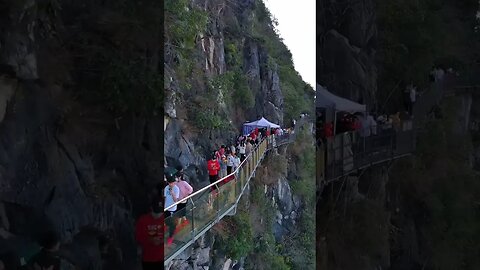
[317,0,377,106]
[316,1,391,269]
[0,1,162,268]
[165,0,285,188]
[317,1,480,269]
[164,1,314,267]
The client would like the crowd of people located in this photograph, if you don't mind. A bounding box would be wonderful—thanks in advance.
[134,121,293,270]
[206,126,291,190]
[134,165,193,270]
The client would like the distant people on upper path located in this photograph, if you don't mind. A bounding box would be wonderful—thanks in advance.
[135,198,164,270]
[430,65,445,82]
[407,83,417,115]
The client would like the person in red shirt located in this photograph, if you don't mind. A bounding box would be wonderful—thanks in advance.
[135,198,164,270]
[325,122,334,138]
[250,132,256,143]
[218,145,225,157]
[207,154,220,191]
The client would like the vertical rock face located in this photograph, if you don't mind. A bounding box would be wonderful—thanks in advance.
[317,1,393,269]
[0,0,39,79]
[243,39,284,124]
[165,0,285,183]
[317,0,377,107]
[1,1,163,269]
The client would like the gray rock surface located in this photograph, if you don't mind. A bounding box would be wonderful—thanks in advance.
[317,0,377,107]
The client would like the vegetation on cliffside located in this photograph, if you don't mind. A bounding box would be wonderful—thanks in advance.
[164,0,313,131]
[388,98,480,269]
[375,0,480,111]
[165,0,314,269]
[214,127,315,270]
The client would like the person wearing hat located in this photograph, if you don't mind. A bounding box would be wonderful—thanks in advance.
[135,198,164,269]
[164,175,179,246]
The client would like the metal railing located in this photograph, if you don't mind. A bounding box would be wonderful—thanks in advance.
[163,120,305,266]
[322,122,415,183]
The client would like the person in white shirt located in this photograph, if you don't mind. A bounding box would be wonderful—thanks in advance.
[238,142,246,161]
[436,68,445,81]
[409,86,416,114]
[233,153,241,170]
[164,175,180,243]
[366,113,377,135]
[226,152,235,175]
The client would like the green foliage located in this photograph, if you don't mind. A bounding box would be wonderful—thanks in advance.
[208,71,235,106]
[376,0,479,110]
[289,129,316,204]
[224,40,256,109]
[100,54,162,115]
[232,71,255,109]
[225,41,242,67]
[390,99,480,270]
[245,182,291,270]
[280,128,316,269]
[248,0,314,122]
[194,108,229,131]
[223,213,254,259]
[165,0,208,92]
[164,0,208,49]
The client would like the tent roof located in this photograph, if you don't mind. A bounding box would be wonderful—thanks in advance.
[244,117,280,128]
[316,84,366,112]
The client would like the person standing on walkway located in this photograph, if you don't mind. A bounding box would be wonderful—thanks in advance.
[164,175,179,246]
[245,139,253,156]
[135,198,164,269]
[175,174,193,227]
[409,85,416,115]
[233,153,241,171]
[207,154,221,190]
[226,151,235,175]
[219,153,227,178]
[238,142,246,161]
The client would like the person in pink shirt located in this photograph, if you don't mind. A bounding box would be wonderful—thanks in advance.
[175,174,193,226]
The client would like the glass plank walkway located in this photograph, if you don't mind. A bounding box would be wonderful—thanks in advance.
[163,126,299,266]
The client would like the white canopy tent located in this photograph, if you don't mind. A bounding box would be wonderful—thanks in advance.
[316,84,367,134]
[316,84,366,112]
[242,117,280,135]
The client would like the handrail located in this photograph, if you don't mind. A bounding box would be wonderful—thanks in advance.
[163,118,308,212]
[164,134,286,211]
[163,119,309,265]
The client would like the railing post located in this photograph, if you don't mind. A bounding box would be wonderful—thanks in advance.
[189,197,196,241]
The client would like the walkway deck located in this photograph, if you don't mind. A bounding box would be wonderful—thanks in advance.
[318,74,462,185]
[163,121,303,266]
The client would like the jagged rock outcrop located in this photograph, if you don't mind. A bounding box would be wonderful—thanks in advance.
[165,0,284,183]
[271,176,302,240]
[317,0,377,107]
[0,1,162,268]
